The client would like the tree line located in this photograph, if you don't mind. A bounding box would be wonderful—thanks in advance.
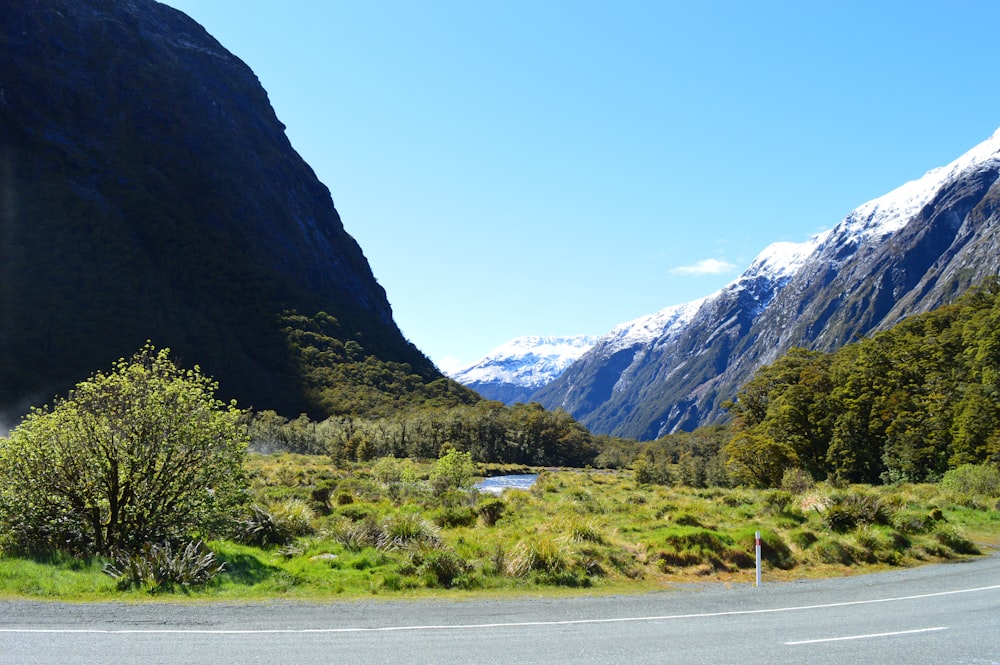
[722,279,1000,486]
[247,400,602,469]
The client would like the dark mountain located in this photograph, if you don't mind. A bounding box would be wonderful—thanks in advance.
[533,130,1000,440]
[0,0,439,418]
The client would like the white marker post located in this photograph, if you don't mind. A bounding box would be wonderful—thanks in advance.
[755,531,762,587]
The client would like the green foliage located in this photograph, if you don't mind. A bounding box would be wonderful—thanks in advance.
[780,467,816,494]
[0,344,248,556]
[503,536,571,579]
[476,498,506,526]
[430,450,476,494]
[4,452,999,599]
[281,311,478,421]
[934,524,980,555]
[430,506,477,528]
[723,432,798,488]
[724,279,1000,486]
[415,549,470,588]
[103,541,224,592]
[246,398,601,469]
[941,463,1000,497]
[822,492,893,533]
[237,500,316,548]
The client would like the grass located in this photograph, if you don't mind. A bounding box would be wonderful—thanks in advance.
[1,455,999,600]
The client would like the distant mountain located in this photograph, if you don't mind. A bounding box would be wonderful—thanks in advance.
[531,129,1000,440]
[448,335,596,404]
[0,0,441,418]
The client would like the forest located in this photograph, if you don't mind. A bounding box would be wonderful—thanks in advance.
[259,279,1000,490]
[1,281,1000,597]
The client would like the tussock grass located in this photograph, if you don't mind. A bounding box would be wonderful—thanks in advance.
[1,457,998,600]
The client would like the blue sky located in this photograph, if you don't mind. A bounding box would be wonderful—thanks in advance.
[162,1,1000,373]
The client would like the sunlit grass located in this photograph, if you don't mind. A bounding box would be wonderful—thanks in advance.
[1,457,998,600]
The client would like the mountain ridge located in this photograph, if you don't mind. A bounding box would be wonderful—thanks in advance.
[449,335,596,404]
[0,0,440,419]
[461,128,1000,440]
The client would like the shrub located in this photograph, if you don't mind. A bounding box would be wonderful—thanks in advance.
[941,464,1000,498]
[672,512,704,527]
[476,498,505,526]
[504,536,569,578]
[565,518,607,544]
[813,538,855,565]
[430,450,475,494]
[377,514,441,551]
[789,530,818,549]
[754,531,795,570]
[823,492,893,532]
[237,500,315,548]
[891,510,934,534]
[331,518,383,551]
[103,541,224,592]
[417,549,469,588]
[763,490,794,514]
[338,503,377,522]
[430,506,477,528]
[0,345,248,556]
[934,525,980,555]
[780,468,815,494]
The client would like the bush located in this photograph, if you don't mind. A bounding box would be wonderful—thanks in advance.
[941,464,1000,498]
[763,490,794,514]
[789,530,818,549]
[377,514,442,551]
[103,541,224,592]
[566,519,607,544]
[476,498,505,526]
[430,450,475,494]
[891,510,934,534]
[0,345,248,556]
[934,525,980,555]
[672,512,704,527]
[823,492,893,532]
[237,500,315,548]
[504,536,570,578]
[338,503,377,522]
[430,506,477,528]
[813,538,855,565]
[417,549,469,588]
[780,468,815,494]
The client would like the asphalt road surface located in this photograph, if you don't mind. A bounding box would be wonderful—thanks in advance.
[1,553,998,664]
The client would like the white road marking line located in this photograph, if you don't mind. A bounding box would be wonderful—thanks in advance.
[786,626,948,645]
[0,584,996,635]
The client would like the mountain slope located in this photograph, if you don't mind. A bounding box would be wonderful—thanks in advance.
[0,0,438,418]
[448,335,596,404]
[533,129,1000,440]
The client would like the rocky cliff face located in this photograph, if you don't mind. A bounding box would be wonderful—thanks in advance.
[533,130,1000,440]
[0,0,435,417]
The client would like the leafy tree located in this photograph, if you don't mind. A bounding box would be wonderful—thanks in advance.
[0,344,248,556]
[723,432,798,488]
[430,449,475,494]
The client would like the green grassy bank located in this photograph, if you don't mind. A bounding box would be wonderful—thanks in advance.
[2,455,998,601]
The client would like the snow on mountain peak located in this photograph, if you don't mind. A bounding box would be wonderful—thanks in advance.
[843,129,1000,240]
[739,232,830,283]
[601,297,709,354]
[451,128,1000,402]
[448,335,598,388]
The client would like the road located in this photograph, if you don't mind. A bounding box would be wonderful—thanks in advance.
[1,553,998,664]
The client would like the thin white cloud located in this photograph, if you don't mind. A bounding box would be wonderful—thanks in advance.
[670,258,736,276]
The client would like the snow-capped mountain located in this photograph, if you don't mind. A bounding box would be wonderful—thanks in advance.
[448,335,597,404]
[529,128,1000,439]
